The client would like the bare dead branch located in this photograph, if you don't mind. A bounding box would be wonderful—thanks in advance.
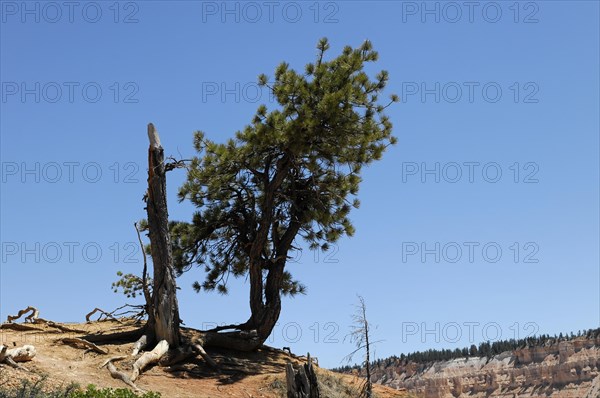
[60,338,108,355]
[4,308,84,333]
[6,306,39,323]
[165,156,191,172]
[85,308,123,323]
[108,304,146,321]
[134,222,152,313]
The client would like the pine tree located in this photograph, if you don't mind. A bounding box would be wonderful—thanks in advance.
[469,344,478,356]
[169,38,397,347]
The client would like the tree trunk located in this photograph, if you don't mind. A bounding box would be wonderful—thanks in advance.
[202,242,290,351]
[365,325,373,398]
[245,259,285,346]
[360,297,373,398]
[146,123,181,348]
[247,259,265,331]
[258,261,284,338]
[240,154,292,346]
[247,217,302,345]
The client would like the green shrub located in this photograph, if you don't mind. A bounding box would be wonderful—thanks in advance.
[0,380,160,398]
[68,385,160,398]
[0,377,78,398]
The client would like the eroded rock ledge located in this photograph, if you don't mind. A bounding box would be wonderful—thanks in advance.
[375,337,600,398]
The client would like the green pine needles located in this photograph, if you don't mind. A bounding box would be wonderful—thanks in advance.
[170,37,397,298]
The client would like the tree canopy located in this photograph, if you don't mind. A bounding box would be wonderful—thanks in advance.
[171,37,396,293]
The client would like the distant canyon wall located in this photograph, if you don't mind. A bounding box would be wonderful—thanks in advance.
[373,337,600,398]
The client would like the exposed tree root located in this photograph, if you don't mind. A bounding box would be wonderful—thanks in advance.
[132,334,151,356]
[163,364,188,373]
[83,326,146,344]
[32,319,87,334]
[2,309,263,388]
[0,323,42,331]
[4,356,29,371]
[158,345,196,367]
[0,309,259,388]
[98,334,220,390]
[60,338,108,355]
[101,356,145,394]
[192,341,219,369]
[197,329,262,352]
[131,340,169,382]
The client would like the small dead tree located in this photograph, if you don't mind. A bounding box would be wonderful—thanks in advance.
[344,296,378,398]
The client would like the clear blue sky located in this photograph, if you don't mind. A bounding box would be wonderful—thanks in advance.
[1,1,598,369]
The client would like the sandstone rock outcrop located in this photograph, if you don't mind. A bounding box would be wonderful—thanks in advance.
[373,336,600,398]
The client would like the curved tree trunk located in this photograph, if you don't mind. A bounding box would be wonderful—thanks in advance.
[257,261,284,339]
[243,212,302,348]
[146,123,181,348]
[200,260,283,352]
[244,259,285,348]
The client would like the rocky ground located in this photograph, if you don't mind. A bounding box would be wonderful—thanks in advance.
[0,319,408,398]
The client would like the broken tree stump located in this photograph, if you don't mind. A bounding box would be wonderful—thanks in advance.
[146,123,182,348]
[0,344,36,371]
[132,333,150,356]
[286,353,319,398]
